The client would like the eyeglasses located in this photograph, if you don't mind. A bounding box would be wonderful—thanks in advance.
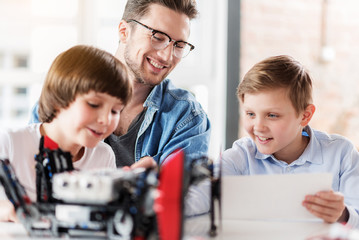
[127,19,195,58]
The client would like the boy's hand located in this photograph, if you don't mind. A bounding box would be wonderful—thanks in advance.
[0,200,18,223]
[302,190,348,223]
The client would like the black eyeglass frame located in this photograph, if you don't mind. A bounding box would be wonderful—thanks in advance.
[127,19,195,58]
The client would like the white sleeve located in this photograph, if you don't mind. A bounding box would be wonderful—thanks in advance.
[107,148,116,169]
[346,205,359,229]
[184,179,211,216]
[0,129,11,160]
[101,143,116,169]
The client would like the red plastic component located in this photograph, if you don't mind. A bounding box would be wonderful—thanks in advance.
[155,149,185,240]
[134,237,145,240]
[43,135,59,150]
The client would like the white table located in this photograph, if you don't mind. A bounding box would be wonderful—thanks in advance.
[0,217,333,240]
[0,222,32,240]
[184,215,332,240]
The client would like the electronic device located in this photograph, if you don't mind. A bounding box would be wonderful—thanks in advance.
[0,136,220,239]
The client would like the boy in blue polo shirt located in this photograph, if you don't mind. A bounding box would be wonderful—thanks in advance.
[222,55,359,227]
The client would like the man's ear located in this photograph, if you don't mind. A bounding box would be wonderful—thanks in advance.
[300,104,316,126]
[118,20,130,43]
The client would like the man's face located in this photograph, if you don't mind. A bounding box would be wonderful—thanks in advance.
[123,4,191,86]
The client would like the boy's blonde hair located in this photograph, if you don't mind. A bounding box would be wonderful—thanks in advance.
[237,55,313,115]
[39,45,132,123]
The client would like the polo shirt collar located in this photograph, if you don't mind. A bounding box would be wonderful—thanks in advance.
[255,125,324,166]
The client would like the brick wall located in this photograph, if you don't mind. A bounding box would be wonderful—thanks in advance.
[240,0,359,147]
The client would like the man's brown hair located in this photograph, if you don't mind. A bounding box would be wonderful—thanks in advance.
[122,0,198,21]
[237,55,313,115]
[39,45,132,123]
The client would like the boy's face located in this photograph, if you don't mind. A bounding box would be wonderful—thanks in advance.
[55,91,124,150]
[242,88,310,162]
[121,3,190,86]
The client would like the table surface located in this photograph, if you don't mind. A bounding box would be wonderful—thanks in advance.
[0,215,333,240]
[184,215,332,240]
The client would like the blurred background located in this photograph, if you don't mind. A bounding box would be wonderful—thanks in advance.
[0,0,359,159]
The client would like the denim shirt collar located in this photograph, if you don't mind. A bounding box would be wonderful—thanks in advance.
[143,79,171,110]
[255,125,324,166]
[137,79,168,138]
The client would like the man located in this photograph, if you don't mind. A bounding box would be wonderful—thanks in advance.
[30,0,211,169]
[108,0,211,216]
[106,0,210,168]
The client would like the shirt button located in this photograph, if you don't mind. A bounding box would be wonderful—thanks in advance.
[285,167,291,173]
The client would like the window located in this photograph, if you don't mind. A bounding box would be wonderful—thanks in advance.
[13,54,29,68]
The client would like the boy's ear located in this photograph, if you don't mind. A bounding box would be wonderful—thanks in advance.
[118,20,130,43]
[300,104,316,126]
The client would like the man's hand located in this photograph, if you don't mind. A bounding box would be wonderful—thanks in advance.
[130,156,157,169]
[302,190,348,223]
[0,200,18,223]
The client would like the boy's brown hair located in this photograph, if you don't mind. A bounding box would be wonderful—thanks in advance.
[39,45,132,123]
[237,55,313,115]
[122,0,198,21]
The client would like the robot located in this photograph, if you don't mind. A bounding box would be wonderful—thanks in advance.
[0,135,220,239]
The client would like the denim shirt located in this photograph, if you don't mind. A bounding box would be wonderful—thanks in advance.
[137,79,211,164]
[29,79,211,165]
